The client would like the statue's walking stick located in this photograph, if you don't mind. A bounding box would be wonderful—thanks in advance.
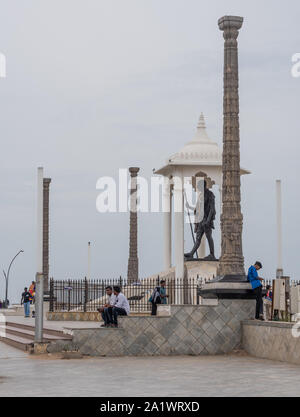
[184,191,199,259]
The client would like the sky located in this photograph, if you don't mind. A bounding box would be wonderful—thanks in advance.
[0,0,299,303]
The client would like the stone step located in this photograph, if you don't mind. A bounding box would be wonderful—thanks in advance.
[0,320,73,352]
[4,321,72,339]
[1,325,71,342]
[0,334,32,351]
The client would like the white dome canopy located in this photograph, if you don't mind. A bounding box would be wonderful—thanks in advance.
[169,113,222,166]
[154,113,249,177]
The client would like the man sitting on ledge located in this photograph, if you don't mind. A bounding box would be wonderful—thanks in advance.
[97,286,116,327]
[247,261,264,321]
[111,286,130,328]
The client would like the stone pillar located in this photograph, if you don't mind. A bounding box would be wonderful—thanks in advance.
[173,171,184,304]
[43,178,51,291]
[218,16,245,279]
[163,176,172,270]
[127,167,139,283]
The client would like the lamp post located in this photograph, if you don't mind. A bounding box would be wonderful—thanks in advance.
[87,242,91,281]
[3,250,24,308]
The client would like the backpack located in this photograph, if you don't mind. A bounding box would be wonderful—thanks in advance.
[149,287,161,304]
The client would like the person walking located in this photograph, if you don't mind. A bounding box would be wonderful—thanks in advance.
[21,287,31,318]
[247,261,264,320]
[111,286,130,327]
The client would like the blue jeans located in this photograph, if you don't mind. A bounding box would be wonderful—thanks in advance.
[24,302,30,317]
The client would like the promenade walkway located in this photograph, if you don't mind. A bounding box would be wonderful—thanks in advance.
[0,342,300,397]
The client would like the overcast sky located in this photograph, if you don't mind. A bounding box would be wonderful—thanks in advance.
[1,0,299,302]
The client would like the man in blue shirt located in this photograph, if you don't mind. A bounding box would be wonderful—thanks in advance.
[247,261,264,320]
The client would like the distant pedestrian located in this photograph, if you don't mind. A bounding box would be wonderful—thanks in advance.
[247,261,264,320]
[29,281,36,304]
[149,280,169,316]
[264,285,273,321]
[111,286,130,327]
[265,285,272,301]
[21,287,31,318]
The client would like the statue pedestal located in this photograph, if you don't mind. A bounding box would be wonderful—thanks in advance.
[185,260,219,281]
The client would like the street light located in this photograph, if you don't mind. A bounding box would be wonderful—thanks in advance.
[2,250,24,308]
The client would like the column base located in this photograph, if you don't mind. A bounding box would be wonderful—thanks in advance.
[199,275,255,300]
[214,274,248,283]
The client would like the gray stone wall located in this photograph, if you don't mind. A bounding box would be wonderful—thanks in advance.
[55,300,255,357]
[243,320,300,366]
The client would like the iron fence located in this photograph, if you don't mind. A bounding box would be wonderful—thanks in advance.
[49,276,206,313]
[49,277,300,314]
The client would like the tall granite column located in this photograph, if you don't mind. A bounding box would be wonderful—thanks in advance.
[43,178,51,291]
[218,16,245,279]
[127,167,139,283]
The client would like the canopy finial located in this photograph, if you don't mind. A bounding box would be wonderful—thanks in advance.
[197,112,206,129]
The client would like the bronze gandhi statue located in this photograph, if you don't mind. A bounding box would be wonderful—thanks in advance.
[184,180,217,261]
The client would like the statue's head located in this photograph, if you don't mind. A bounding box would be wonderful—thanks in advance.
[196,178,207,192]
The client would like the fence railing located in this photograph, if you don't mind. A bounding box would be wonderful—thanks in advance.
[49,277,300,314]
[49,277,205,313]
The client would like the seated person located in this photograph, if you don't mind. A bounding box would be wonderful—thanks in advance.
[111,286,130,327]
[97,286,116,327]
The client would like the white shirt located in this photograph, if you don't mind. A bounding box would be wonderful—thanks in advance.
[114,292,130,315]
[108,294,117,306]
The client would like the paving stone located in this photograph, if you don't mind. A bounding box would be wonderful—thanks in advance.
[190,341,205,355]
[204,323,219,340]
[206,340,219,355]
[212,316,226,332]
[199,331,212,347]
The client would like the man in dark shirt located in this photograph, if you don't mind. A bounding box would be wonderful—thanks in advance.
[21,287,31,318]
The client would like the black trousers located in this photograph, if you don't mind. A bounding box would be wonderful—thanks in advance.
[253,286,263,319]
[101,307,113,325]
[151,302,157,316]
[151,300,161,316]
[112,307,127,325]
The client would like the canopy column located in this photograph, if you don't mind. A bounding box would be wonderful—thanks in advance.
[163,176,172,270]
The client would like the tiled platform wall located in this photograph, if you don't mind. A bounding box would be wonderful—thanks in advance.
[48,300,255,356]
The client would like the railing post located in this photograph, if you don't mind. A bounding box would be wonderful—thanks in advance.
[49,277,54,312]
[84,277,88,312]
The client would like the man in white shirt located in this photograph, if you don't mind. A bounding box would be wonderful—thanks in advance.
[111,286,130,327]
[97,286,116,327]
